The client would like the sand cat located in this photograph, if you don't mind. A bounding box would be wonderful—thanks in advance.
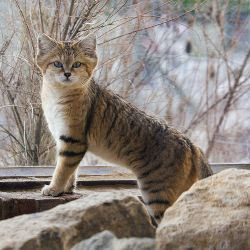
[36,34,213,224]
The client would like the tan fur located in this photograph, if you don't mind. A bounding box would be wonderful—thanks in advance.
[37,33,213,225]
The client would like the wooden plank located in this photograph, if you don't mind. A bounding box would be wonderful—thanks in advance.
[0,163,249,178]
[211,163,250,173]
[0,164,249,191]
[0,166,126,178]
[0,179,137,190]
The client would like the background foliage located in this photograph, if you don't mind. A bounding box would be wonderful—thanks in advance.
[0,0,249,166]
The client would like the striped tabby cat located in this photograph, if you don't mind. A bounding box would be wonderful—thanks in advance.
[36,34,213,225]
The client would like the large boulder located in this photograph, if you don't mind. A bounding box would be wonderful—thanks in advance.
[72,230,155,250]
[0,192,155,250]
[157,168,250,250]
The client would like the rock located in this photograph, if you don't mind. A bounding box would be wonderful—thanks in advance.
[156,169,250,250]
[0,193,155,250]
[72,230,156,250]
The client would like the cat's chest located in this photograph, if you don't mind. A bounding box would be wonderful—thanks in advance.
[42,96,68,139]
[41,87,85,140]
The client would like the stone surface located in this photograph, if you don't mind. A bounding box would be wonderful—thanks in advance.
[0,192,155,250]
[156,168,250,250]
[72,230,156,250]
[0,185,140,220]
[0,191,82,220]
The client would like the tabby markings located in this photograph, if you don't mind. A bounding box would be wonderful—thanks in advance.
[60,135,81,144]
[105,112,118,139]
[143,177,166,186]
[66,160,82,168]
[154,211,165,220]
[59,151,85,157]
[83,85,99,138]
[146,199,170,206]
[137,163,162,179]
[142,187,164,194]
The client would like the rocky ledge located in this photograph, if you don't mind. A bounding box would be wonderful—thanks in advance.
[0,168,249,250]
[157,168,250,250]
[0,193,155,250]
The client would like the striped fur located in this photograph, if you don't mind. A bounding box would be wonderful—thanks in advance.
[37,34,213,225]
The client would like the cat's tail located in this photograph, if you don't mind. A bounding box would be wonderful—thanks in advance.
[200,159,213,178]
[196,147,213,179]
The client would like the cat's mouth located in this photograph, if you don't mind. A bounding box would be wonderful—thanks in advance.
[61,77,73,83]
[55,75,78,85]
[63,78,71,82]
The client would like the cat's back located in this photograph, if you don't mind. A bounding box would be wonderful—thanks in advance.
[88,84,192,166]
[89,83,212,178]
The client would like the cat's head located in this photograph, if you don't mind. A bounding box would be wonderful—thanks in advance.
[36,34,97,87]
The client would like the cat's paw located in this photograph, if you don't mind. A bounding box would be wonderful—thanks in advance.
[64,174,76,194]
[41,185,63,197]
[64,184,75,194]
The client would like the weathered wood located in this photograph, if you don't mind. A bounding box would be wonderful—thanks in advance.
[211,163,250,173]
[0,179,137,190]
[0,164,249,178]
[0,192,82,220]
[0,166,120,178]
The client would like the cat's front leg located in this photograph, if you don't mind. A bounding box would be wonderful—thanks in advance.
[64,170,77,194]
[42,139,87,196]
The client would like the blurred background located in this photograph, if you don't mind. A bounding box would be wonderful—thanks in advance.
[0,0,249,167]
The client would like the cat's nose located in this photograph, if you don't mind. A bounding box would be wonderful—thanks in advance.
[64,72,71,78]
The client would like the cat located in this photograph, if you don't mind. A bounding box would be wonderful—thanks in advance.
[36,33,213,224]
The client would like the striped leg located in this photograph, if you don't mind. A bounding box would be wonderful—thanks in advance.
[42,136,86,196]
[64,169,78,193]
[138,179,172,225]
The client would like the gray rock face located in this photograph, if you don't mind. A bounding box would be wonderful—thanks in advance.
[156,169,250,250]
[72,230,156,250]
[0,192,155,250]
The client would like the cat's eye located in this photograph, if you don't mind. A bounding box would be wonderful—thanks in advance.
[54,61,63,68]
[72,62,82,68]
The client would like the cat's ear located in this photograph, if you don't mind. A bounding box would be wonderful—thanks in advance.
[37,33,58,56]
[36,34,58,70]
[74,34,97,57]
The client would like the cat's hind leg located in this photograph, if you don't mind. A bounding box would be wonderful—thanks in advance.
[139,184,173,225]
